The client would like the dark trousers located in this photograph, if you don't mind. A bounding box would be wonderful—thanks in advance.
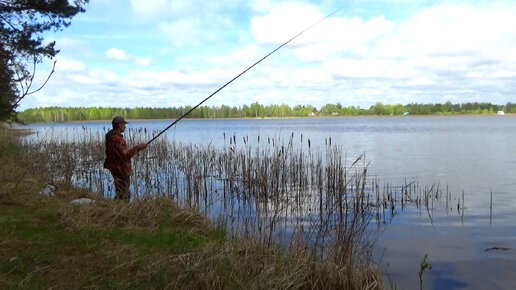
[113,175,131,201]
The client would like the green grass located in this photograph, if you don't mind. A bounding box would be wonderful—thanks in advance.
[0,196,222,288]
[0,192,225,288]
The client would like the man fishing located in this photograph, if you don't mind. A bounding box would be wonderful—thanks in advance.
[104,116,147,201]
[104,8,339,201]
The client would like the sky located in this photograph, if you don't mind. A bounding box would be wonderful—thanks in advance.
[20,0,516,110]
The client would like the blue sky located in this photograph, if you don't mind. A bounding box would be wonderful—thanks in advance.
[21,0,516,110]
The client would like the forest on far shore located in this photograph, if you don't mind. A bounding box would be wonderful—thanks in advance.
[18,101,516,123]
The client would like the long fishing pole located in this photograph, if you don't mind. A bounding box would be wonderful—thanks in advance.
[147,7,343,145]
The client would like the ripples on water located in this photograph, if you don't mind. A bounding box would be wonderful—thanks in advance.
[23,116,516,289]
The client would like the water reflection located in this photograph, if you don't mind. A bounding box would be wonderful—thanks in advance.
[20,116,516,289]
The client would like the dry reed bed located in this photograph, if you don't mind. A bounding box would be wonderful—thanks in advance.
[2,127,385,288]
[18,127,455,287]
[0,129,388,289]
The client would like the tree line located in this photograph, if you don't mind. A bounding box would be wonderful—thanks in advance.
[18,101,516,123]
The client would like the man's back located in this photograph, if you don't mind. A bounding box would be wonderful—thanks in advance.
[105,129,131,178]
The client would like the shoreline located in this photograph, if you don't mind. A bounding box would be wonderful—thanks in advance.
[15,113,516,125]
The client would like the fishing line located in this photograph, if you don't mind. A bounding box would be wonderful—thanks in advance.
[147,7,344,145]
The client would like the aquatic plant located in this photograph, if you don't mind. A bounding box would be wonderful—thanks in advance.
[20,126,461,287]
[418,254,431,290]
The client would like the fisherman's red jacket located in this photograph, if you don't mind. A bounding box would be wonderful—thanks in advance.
[105,130,139,178]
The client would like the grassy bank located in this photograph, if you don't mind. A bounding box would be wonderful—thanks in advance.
[0,127,382,289]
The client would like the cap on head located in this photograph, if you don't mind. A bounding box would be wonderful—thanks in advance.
[112,116,128,128]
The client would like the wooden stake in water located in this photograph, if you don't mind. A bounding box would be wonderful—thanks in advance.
[490,188,493,226]
[461,190,465,224]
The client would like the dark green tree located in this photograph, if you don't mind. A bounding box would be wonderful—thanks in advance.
[0,47,17,120]
[0,0,88,120]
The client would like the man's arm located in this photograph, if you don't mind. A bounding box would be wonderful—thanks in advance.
[127,143,148,158]
[115,139,147,160]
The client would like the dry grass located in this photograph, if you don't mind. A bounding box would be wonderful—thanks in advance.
[0,126,384,289]
[163,239,382,290]
[58,197,213,235]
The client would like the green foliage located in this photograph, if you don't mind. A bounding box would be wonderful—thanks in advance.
[0,0,89,120]
[0,47,18,121]
[18,101,511,123]
[506,102,516,113]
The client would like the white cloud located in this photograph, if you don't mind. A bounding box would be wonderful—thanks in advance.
[251,2,322,44]
[90,69,118,82]
[232,45,258,61]
[249,0,272,12]
[136,57,152,67]
[105,48,152,67]
[292,68,331,83]
[54,38,91,51]
[70,74,98,85]
[209,45,259,64]
[127,67,237,88]
[130,0,242,23]
[293,16,395,62]
[159,48,171,55]
[375,3,516,62]
[21,1,516,110]
[55,58,86,73]
[250,3,396,65]
[282,1,516,104]
[106,48,129,61]
[486,70,516,79]
[159,19,202,47]
[130,0,170,20]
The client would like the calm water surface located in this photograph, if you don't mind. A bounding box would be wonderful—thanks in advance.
[26,116,516,289]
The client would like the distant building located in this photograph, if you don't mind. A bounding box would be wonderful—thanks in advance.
[403,112,410,115]
[331,112,339,116]
[497,111,505,115]
[309,112,315,117]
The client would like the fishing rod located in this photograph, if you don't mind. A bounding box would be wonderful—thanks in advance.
[147,7,343,145]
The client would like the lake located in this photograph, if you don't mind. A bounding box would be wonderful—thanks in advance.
[25,116,516,289]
